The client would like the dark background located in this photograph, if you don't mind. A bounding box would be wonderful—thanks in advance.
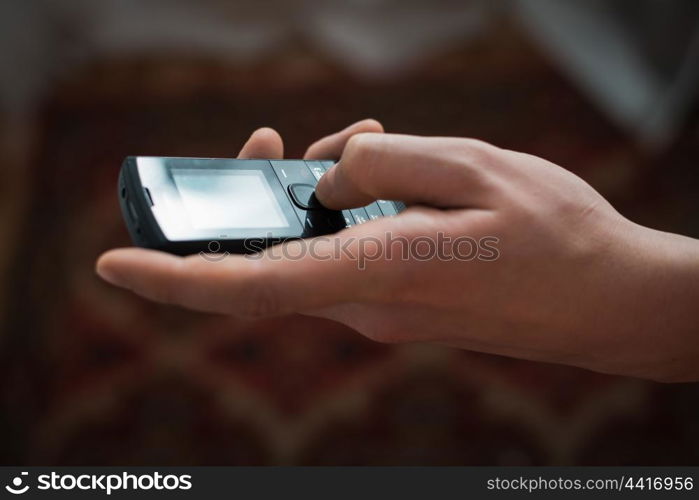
[1,1,699,465]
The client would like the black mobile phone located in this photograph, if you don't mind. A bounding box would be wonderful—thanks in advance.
[118,156,405,255]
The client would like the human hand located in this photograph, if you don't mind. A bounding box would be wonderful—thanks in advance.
[97,121,699,381]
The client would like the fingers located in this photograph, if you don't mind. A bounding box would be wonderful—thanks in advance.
[304,119,384,160]
[315,133,500,210]
[96,237,380,317]
[238,127,284,159]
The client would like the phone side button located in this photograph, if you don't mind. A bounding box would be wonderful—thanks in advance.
[127,200,139,222]
[143,187,155,206]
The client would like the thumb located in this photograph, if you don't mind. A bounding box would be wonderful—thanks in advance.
[315,133,497,210]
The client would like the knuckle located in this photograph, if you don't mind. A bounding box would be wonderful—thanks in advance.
[458,138,500,167]
[345,132,380,162]
[343,132,384,188]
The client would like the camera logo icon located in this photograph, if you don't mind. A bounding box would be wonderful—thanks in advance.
[199,240,230,262]
[5,472,29,495]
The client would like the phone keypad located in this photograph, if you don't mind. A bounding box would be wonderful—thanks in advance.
[377,198,398,216]
[351,208,371,224]
[313,160,397,226]
[272,160,400,231]
[271,160,316,185]
[364,203,383,221]
[306,161,326,181]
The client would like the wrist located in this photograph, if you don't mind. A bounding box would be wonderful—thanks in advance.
[610,223,699,381]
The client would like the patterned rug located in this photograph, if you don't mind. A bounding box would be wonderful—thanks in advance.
[2,21,699,465]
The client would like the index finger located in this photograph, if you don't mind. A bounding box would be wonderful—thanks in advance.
[237,127,284,159]
[304,119,384,160]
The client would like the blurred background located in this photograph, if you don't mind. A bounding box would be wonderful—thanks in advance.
[1,0,699,465]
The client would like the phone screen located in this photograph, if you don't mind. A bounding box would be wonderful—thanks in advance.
[172,168,289,229]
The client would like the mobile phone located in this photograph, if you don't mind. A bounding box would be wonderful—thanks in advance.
[118,156,405,255]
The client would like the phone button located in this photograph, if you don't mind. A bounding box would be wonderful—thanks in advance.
[288,183,322,210]
[342,211,355,227]
[364,203,383,221]
[350,208,370,224]
[271,161,317,187]
[377,199,398,216]
[305,161,326,181]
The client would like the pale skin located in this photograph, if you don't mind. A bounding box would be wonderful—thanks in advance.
[96,119,699,382]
